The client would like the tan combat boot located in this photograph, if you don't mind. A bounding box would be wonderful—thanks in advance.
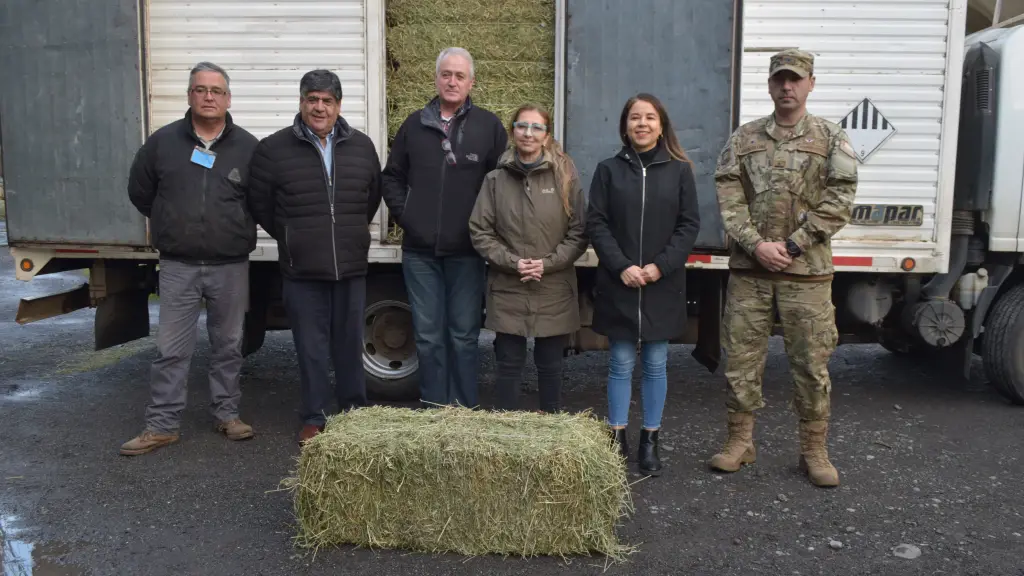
[709,411,756,472]
[120,430,180,456]
[799,420,839,487]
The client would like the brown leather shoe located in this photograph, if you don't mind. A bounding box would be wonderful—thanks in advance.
[216,419,254,441]
[120,430,179,456]
[299,424,323,445]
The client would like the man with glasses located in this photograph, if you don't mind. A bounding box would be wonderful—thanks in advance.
[122,62,259,456]
[382,47,508,409]
[248,69,382,443]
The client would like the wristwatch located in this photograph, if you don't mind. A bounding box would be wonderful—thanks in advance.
[785,238,803,258]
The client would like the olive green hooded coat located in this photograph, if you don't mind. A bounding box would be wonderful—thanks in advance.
[468,148,588,337]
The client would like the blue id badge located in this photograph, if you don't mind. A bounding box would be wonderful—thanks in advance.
[190,146,216,169]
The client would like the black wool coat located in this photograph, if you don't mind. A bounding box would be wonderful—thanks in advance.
[586,144,701,343]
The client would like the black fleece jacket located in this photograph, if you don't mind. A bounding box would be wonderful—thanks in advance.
[381,97,508,257]
[127,109,258,264]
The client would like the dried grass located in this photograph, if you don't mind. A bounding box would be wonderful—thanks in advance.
[383,0,556,242]
[386,0,554,25]
[287,405,634,560]
[385,0,556,139]
[387,60,555,140]
[388,25,554,65]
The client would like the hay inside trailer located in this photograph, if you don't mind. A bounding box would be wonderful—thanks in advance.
[385,0,556,138]
[288,406,634,559]
[384,0,556,242]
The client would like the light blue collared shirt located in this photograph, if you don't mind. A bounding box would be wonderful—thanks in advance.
[303,124,335,180]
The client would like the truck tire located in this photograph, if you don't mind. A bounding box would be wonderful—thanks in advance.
[982,283,1024,405]
[363,275,420,402]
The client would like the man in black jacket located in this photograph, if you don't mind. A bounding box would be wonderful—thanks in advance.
[122,62,258,456]
[381,47,508,408]
[248,69,382,443]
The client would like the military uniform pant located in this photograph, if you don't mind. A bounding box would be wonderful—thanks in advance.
[722,272,838,421]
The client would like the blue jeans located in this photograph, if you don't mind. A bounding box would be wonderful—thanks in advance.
[402,251,486,408]
[607,339,669,429]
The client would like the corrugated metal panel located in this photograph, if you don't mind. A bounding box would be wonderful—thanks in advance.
[741,0,956,245]
[147,0,370,140]
[0,0,148,246]
[565,0,734,251]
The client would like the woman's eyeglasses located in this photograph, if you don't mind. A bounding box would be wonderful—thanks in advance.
[513,121,548,135]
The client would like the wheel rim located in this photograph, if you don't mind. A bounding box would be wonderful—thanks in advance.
[363,299,418,381]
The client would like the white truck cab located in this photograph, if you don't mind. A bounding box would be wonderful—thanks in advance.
[964,26,1024,253]
[877,24,1024,404]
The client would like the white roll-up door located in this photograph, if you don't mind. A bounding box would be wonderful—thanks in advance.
[741,0,966,256]
[146,0,385,146]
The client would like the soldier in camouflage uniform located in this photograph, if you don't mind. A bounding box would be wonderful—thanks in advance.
[710,49,858,487]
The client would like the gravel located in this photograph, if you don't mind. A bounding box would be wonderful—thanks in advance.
[1,238,1023,575]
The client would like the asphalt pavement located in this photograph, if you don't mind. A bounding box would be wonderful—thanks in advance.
[2,221,1023,575]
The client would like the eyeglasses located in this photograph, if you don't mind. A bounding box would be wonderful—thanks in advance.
[191,86,227,97]
[513,121,548,135]
[442,138,456,165]
[304,95,338,107]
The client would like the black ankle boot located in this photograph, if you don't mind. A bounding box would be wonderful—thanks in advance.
[610,428,629,460]
[638,428,662,476]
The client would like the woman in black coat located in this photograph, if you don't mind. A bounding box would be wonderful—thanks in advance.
[586,93,701,476]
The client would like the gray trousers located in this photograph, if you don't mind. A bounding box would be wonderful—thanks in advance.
[145,259,248,433]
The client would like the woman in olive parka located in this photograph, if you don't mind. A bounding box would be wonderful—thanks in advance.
[469,104,588,414]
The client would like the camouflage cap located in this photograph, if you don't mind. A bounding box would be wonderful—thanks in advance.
[770,48,814,78]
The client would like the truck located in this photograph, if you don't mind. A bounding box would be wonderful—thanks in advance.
[4,0,1024,404]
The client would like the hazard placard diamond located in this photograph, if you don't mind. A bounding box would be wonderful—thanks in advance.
[838,98,897,163]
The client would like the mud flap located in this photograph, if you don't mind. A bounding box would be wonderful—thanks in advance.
[692,271,724,373]
[95,289,150,350]
[959,263,1014,382]
[242,265,272,357]
[90,261,154,350]
[955,314,976,381]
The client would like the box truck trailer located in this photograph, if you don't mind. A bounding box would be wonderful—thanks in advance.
[5,0,1024,403]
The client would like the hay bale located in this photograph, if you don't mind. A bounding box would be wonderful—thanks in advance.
[385,0,556,140]
[383,0,556,242]
[289,406,633,559]
[386,0,553,25]
[388,25,554,64]
[387,60,556,137]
